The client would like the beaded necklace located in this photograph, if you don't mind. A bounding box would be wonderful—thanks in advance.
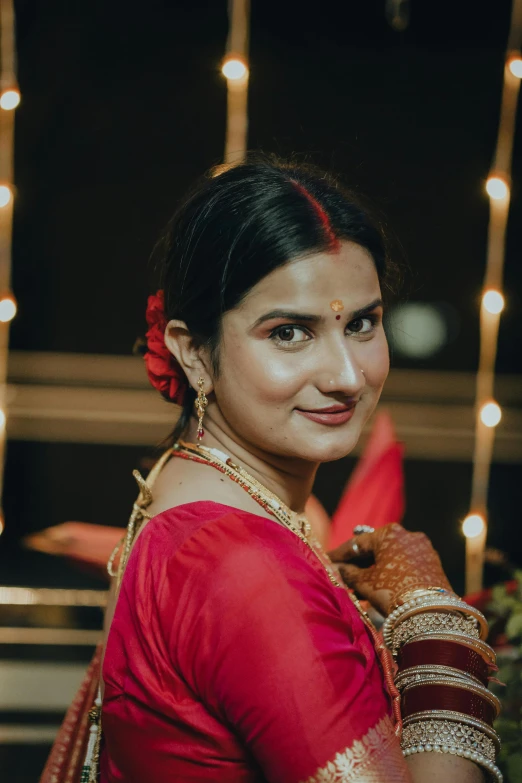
[173,439,402,733]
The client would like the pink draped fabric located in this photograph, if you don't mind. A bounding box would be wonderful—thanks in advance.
[101,501,400,782]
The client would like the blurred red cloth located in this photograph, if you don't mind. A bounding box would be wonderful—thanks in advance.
[328,412,405,550]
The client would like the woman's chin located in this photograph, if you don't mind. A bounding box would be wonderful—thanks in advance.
[292,429,362,463]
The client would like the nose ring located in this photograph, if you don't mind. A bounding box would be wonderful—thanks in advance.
[361,369,365,376]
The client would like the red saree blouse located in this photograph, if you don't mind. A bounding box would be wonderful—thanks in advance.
[101,501,406,782]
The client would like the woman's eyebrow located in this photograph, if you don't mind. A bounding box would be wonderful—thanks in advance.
[348,298,383,320]
[252,299,383,329]
[252,310,322,328]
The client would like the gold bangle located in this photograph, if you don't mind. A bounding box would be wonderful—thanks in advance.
[401,717,502,781]
[392,586,454,610]
[383,596,488,646]
[391,612,480,653]
[402,710,501,753]
[401,718,497,761]
[395,664,484,691]
[395,601,488,641]
[383,594,488,649]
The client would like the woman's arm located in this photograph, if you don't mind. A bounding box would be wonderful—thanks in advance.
[329,524,500,783]
[407,753,485,782]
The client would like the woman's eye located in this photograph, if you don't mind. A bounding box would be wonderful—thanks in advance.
[271,326,311,344]
[347,316,375,335]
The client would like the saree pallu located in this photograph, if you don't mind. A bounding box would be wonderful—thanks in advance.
[40,645,102,783]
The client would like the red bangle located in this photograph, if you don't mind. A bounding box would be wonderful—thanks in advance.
[398,639,490,685]
[401,683,497,725]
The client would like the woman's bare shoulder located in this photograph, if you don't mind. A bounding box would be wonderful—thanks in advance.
[145,454,276,523]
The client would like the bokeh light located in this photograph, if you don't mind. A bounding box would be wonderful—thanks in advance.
[0,296,16,322]
[508,56,522,78]
[486,176,509,200]
[462,514,485,539]
[0,88,20,110]
[482,290,505,315]
[387,303,449,358]
[0,185,12,208]
[222,58,248,81]
[480,401,502,428]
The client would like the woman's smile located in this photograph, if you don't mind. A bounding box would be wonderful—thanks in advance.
[295,402,357,426]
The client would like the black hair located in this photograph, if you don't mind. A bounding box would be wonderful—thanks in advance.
[152,154,398,443]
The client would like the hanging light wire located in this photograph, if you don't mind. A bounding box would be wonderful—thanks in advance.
[0,0,19,535]
[222,0,250,165]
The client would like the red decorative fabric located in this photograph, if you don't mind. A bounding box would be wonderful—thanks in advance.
[100,502,398,782]
[144,290,188,404]
[328,412,405,549]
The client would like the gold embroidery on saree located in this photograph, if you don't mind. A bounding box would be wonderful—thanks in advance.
[299,715,407,783]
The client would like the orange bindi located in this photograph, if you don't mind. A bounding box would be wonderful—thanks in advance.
[330,299,344,312]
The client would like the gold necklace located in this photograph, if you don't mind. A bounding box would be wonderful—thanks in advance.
[175,440,365,599]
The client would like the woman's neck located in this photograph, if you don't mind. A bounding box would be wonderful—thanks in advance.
[183,413,317,514]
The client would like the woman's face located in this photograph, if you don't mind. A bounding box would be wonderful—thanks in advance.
[209,241,389,463]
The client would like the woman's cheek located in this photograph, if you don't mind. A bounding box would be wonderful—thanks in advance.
[256,353,309,401]
[225,340,307,404]
[364,333,390,388]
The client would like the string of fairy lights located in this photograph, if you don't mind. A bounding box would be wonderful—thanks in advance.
[462,1,522,594]
[0,0,19,533]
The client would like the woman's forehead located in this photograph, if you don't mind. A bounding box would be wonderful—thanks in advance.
[239,243,381,314]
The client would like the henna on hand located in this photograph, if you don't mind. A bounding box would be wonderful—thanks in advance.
[328,524,452,616]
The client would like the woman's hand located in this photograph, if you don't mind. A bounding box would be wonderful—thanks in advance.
[327,523,452,616]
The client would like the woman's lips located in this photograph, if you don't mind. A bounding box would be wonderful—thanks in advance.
[295,404,356,426]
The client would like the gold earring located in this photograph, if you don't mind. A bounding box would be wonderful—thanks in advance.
[195,377,208,441]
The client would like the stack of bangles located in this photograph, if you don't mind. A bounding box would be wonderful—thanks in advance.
[382,587,502,782]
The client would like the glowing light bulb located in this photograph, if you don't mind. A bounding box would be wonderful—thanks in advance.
[462,514,485,539]
[480,401,501,428]
[0,185,12,208]
[509,57,522,78]
[482,290,505,315]
[0,296,16,322]
[0,89,20,110]
[486,176,509,200]
[222,58,248,81]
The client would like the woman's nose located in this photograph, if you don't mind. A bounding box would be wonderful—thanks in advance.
[315,344,365,397]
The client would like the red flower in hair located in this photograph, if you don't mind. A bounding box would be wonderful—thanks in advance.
[143,290,188,405]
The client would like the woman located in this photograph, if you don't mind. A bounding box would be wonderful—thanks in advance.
[91,158,500,782]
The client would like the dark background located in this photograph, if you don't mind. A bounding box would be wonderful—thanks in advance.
[2,0,521,595]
